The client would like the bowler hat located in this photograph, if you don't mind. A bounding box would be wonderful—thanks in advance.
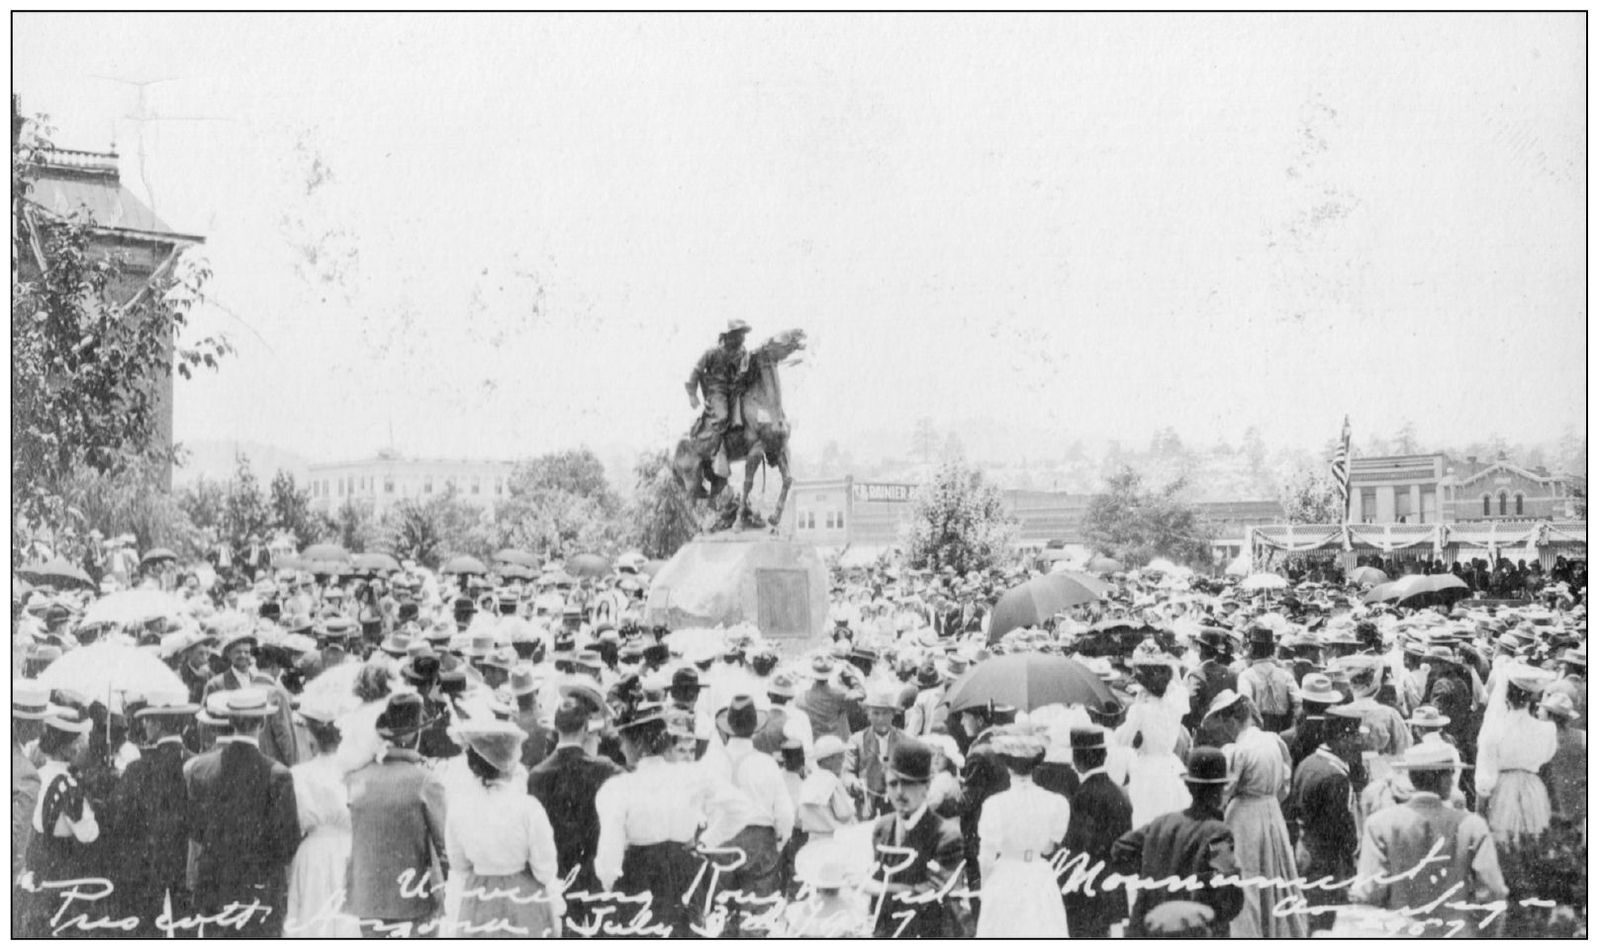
[1069,725,1108,750]
[670,667,702,695]
[375,693,430,740]
[884,738,935,784]
[1182,747,1231,785]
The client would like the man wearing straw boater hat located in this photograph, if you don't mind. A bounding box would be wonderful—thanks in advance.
[1111,747,1244,937]
[118,688,201,933]
[346,693,448,937]
[1350,741,1507,937]
[184,689,300,937]
[11,681,50,880]
[202,627,299,767]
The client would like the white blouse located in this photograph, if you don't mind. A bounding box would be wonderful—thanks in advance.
[444,779,560,886]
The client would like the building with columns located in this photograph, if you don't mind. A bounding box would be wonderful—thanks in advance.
[1348,452,1581,525]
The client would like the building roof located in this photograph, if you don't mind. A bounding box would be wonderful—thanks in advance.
[25,148,203,244]
[308,456,518,471]
[1448,460,1565,488]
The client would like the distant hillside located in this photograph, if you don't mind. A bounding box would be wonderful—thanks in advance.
[175,440,311,486]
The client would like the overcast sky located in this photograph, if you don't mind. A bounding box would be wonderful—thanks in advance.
[14,13,1587,465]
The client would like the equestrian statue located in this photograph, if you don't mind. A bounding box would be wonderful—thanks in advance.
[674,321,806,533]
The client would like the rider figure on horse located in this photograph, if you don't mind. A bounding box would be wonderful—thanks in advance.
[684,319,753,496]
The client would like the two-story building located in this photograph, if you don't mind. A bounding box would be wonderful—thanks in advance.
[1348,452,1580,524]
[307,452,517,519]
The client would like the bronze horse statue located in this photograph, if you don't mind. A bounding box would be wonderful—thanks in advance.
[672,329,805,532]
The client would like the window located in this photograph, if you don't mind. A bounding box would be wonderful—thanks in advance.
[1498,492,1508,516]
[1394,490,1413,524]
[1420,489,1436,525]
[1483,494,1492,517]
[385,478,394,494]
[471,479,480,495]
[800,511,815,530]
[1360,489,1377,523]
[424,477,433,494]
[1515,493,1524,516]
[495,479,504,496]
[835,510,845,529]
[823,512,834,529]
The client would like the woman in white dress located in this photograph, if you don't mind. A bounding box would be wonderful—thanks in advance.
[1120,640,1192,828]
[284,702,361,937]
[1477,663,1558,844]
[975,729,1072,937]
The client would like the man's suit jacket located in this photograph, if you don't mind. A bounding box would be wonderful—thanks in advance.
[118,741,194,901]
[1287,751,1358,881]
[870,808,968,938]
[202,669,299,767]
[1061,771,1133,937]
[346,748,448,922]
[527,745,623,886]
[797,681,852,741]
[1111,803,1243,936]
[12,742,40,878]
[513,709,554,772]
[843,727,905,815]
[184,741,299,913]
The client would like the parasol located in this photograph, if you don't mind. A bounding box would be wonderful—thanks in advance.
[1239,572,1289,591]
[17,558,94,589]
[1085,555,1124,575]
[1145,558,1179,574]
[1223,553,1250,577]
[353,552,402,574]
[440,554,488,576]
[1349,566,1389,587]
[492,549,539,568]
[139,548,179,566]
[1364,574,1469,607]
[80,590,191,627]
[36,642,188,713]
[944,653,1113,713]
[303,543,351,563]
[987,573,1110,643]
[497,564,535,580]
[565,554,612,579]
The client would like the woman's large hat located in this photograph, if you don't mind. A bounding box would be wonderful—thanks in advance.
[458,718,528,775]
[1539,692,1579,721]
[1406,704,1450,728]
[714,694,768,737]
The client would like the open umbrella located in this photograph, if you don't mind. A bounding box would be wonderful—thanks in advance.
[17,558,94,589]
[276,553,307,572]
[1239,572,1289,591]
[565,554,612,579]
[302,543,352,563]
[987,573,1110,642]
[492,549,539,568]
[944,653,1113,713]
[1085,555,1124,575]
[1145,558,1179,574]
[497,564,535,581]
[36,642,188,713]
[1349,566,1389,587]
[353,552,402,574]
[139,548,178,566]
[440,554,488,576]
[1365,574,1469,607]
[80,590,191,627]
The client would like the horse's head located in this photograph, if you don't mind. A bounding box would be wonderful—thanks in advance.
[758,328,807,365]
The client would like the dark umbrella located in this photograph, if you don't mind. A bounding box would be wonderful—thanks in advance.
[353,552,402,574]
[139,547,178,566]
[1394,574,1470,608]
[987,573,1110,642]
[565,554,611,579]
[440,554,488,576]
[944,653,1114,713]
[493,549,539,568]
[17,558,94,589]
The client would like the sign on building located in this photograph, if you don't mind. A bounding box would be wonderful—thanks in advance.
[852,482,915,503]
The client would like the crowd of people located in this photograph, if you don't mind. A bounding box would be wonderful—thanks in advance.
[10,545,1589,938]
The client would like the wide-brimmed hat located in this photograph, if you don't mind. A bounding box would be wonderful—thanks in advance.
[509,667,539,697]
[813,734,847,761]
[13,680,52,720]
[315,616,356,642]
[1407,704,1451,728]
[884,738,935,784]
[1181,747,1231,785]
[381,631,415,657]
[1205,689,1245,718]
[1324,705,1371,737]
[1559,645,1587,668]
[615,699,670,734]
[572,650,604,671]
[375,693,430,740]
[478,647,516,671]
[457,718,528,775]
[1070,725,1108,751]
[400,650,441,685]
[215,688,280,720]
[1390,741,1471,772]
[766,672,797,700]
[714,694,768,737]
[670,667,702,695]
[1505,663,1555,693]
[1196,627,1233,651]
[1540,692,1579,721]
[810,654,836,678]
[43,706,94,735]
[558,680,610,720]
[218,630,259,656]
[720,319,752,338]
[132,687,199,719]
[863,681,902,710]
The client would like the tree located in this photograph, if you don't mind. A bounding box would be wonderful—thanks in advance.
[268,470,320,548]
[1083,465,1213,568]
[940,431,966,463]
[508,448,620,514]
[1393,420,1420,455]
[223,454,271,550]
[903,460,1016,574]
[495,448,625,558]
[1277,461,1343,524]
[383,486,485,567]
[176,477,228,543]
[65,460,200,558]
[628,450,698,559]
[911,417,940,464]
[333,499,380,553]
[11,115,229,561]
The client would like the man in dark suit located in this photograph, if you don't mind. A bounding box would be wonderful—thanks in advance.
[1183,628,1237,733]
[864,739,969,938]
[797,655,855,742]
[202,631,298,767]
[347,694,448,937]
[117,694,199,934]
[510,669,554,769]
[1060,726,1133,938]
[1284,707,1364,933]
[1111,747,1244,937]
[528,696,621,930]
[184,689,300,937]
[843,683,908,820]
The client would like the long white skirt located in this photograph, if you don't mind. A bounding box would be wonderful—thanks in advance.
[1127,752,1191,829]
[976,857,1070,937]
[284,829,361,937]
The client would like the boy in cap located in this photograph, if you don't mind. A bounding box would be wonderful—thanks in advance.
[1111,747,1244,936]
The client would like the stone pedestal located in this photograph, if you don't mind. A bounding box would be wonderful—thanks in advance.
[644,533,828,651]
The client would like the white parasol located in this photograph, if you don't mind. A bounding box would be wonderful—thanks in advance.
[36,641,188,713]
[79,590,191,628]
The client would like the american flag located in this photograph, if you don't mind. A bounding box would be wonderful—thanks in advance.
[1330,416,1352,522]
